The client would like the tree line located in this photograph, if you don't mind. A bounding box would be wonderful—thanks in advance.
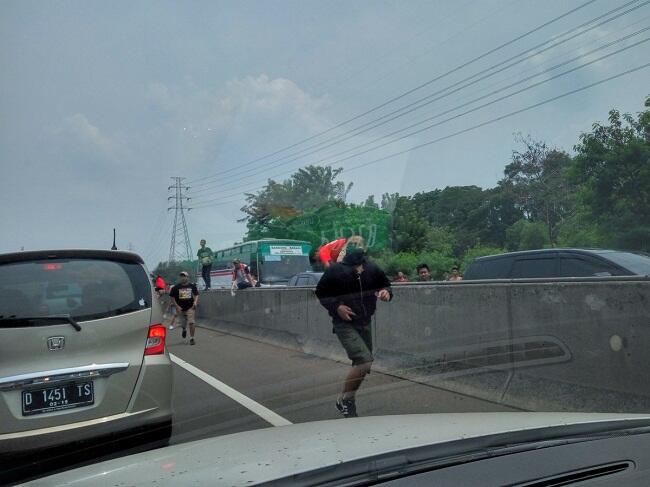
[157,97,650,282]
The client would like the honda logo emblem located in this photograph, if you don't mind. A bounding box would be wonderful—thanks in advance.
[47,336,65,351]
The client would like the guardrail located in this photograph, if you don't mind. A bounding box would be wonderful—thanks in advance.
[197,277,650,412]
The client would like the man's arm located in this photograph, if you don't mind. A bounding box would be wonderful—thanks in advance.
[373,266,393,301]
[169,287,181,309]
[315,269,343,318]
[193,285,199,308]
[245,266,254,284]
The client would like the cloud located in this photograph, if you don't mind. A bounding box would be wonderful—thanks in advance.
[61,113,115,154]
[221,74,330,131]
[147,74,330,134]
[144,74,332,173]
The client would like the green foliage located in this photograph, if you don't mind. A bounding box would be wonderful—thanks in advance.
[287,202,391,257]
[555,211,609,248]
[389,196,431,253]
[505,219,550,251]
[500,135,573,244]
[408,185,521,253]
[153,260,198,284]
[568,96,650,251]
[232,97,650,271]
[241,165,353,239]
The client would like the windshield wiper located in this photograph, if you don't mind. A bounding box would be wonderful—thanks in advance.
[0,314,82,331]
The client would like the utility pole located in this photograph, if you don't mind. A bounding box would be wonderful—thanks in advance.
[167,177,193,262]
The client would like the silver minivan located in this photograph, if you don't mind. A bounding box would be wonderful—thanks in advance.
[0,249,173,454]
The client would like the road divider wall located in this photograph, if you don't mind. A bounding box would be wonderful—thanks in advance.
[197,278,650,412]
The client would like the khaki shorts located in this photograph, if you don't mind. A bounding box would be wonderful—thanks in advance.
[178,308,196,327]
[334,323,373,366]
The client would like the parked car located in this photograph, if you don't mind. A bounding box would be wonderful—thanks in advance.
[464,248,650,280]
[287,272,324,286]
[0,249,173,455]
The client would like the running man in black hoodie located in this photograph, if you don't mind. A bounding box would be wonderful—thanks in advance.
[315,245,392,417]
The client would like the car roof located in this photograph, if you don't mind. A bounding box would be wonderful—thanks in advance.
[474,248,618,261]
[0,249,144,265]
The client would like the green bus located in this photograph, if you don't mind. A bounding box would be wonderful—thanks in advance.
[204,239,312,288]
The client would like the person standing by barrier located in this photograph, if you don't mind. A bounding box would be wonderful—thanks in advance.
[416,263,432,282]
[197,239,214,290]
[232,258,254,290]
[447,265,463,281]
[170,271,199,345]
[316,246,392,418]
[394,271,409,283]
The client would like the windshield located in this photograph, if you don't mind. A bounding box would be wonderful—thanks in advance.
[599,251,650,275]
[2,0,650,484]
[0,259,151,322]
[261,255,311,283]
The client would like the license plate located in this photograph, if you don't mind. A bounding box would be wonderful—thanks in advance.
[22,381,94,416]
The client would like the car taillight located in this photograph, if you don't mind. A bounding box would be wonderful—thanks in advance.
[145,324,166,356]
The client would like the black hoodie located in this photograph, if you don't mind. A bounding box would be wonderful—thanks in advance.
[315,250,392,327]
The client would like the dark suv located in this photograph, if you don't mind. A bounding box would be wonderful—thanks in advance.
[464,249,650,280]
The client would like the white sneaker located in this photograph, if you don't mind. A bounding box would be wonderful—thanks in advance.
[169,325,174,330]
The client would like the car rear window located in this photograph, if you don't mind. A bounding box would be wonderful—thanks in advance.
[0,258,151,322]
[599,251,650,275]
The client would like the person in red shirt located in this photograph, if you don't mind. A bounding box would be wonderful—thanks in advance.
[319,236,365,268]
[154,275,166,295]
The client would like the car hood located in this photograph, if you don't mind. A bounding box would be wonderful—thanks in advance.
[24,413,650,486]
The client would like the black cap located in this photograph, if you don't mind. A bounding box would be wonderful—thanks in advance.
[342,249,366,266]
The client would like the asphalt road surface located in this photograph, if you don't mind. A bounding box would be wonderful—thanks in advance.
[5,322,516,485]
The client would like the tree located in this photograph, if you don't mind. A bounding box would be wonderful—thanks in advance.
[380,192,399,212]
[569,97,650,251]
[501,135,573,244]
[240,165,353,240]
[413,186,512,254]
[363,195,379,208]
[389,196,431,253]
[505,219,549,251]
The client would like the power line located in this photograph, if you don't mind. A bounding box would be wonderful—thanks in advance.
[189,28,649,205]
[189,0,647,196]
[340,62,650,175]
[186,0,599,187]
[291,36,650,175]
[141,206,168,259]
[191,62,650,209]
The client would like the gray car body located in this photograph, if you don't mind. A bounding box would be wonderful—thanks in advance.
[23,412,650,486]
[0,249,173,454]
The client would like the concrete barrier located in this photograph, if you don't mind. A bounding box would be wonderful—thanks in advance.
[197,278,650,412]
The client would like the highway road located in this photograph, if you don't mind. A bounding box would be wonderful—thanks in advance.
[5,322,516,485]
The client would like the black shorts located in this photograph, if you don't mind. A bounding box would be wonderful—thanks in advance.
[334,323,373,365]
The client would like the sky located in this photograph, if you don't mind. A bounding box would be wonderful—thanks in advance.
[1,0,649,269]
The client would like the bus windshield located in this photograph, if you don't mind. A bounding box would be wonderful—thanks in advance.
[260,255,311,284]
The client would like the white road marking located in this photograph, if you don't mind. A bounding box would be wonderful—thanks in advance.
[169,353,292,427]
